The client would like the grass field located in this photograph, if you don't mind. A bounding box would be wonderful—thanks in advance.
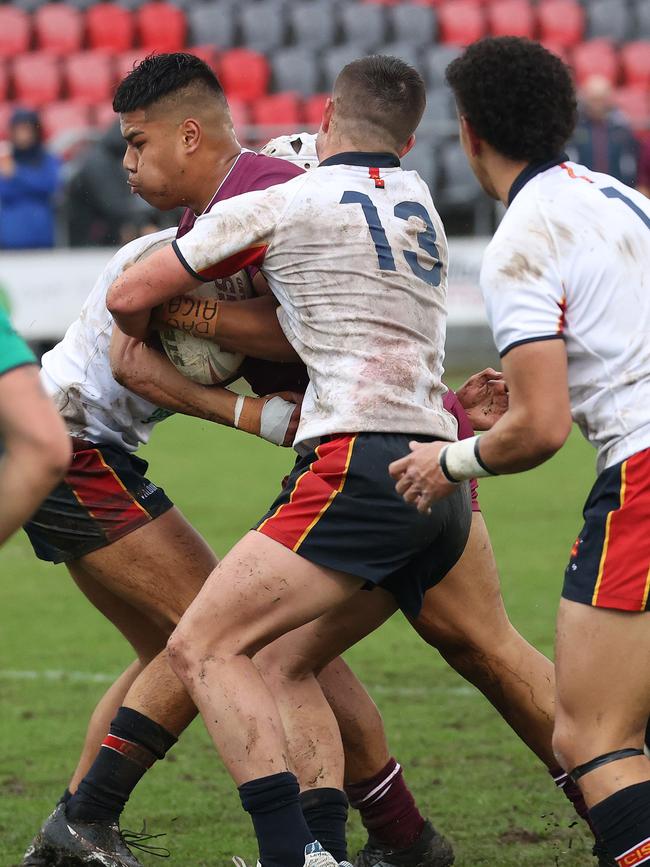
[1,407,598,867]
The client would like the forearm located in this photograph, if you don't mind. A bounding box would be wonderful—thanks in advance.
[112,335,238,426]
[0,443,67,544]
[158,295,299,362]
[471,407,565,475]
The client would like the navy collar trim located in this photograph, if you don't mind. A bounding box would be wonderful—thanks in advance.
[319,152,401,168]
[508,153,568,205]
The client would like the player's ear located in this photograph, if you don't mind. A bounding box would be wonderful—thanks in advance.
[398,134,416,159]
[320,97,334,133]
[181,118,201,154]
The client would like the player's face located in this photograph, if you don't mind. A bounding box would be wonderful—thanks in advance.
[120,110,188,210]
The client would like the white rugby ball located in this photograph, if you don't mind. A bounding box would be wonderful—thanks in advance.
[129,234,254,386]
[158,269,254,385]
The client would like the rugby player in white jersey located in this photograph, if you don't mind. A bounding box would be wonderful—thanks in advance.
[391,37,650,867]
[106,55,536,867]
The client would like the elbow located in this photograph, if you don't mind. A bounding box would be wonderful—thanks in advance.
[106,277,139,318]
[522,417,572,463]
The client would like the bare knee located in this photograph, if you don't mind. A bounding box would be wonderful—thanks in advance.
[552,710,646,772]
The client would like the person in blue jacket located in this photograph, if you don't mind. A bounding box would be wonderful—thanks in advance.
[0,108,61,249]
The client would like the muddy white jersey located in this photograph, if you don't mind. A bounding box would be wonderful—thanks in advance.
[482,159,650,472]
[41,229,177,452]
[174,152,456,447]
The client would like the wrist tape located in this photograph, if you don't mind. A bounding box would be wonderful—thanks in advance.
[439,435,498,483]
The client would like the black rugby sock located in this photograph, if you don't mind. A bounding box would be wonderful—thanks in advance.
[300,787,348,862]
[589,780,650,863]
[239,772,315,867]
[57,788,72,806]
[66,707,177,824]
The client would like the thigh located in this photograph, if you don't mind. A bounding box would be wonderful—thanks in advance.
[69,561,168,662]
[411,512,511,651]
[175,530,365,659]
[73,507,217,634]
[257,585,398,679]
[555,598,650,748]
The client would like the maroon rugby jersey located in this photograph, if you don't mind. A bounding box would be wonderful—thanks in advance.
[176,150,309,396]
[443,390,480,511]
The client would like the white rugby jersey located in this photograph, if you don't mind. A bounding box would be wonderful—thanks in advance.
[482,158,650,472]
[173,152,456,447]
[41,229,177,452]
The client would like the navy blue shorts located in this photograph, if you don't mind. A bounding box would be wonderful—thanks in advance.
[563,447,650,612]
[24,440,173,564]
[256,432,472,617]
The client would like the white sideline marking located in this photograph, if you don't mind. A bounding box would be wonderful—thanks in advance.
[0,669,478,697]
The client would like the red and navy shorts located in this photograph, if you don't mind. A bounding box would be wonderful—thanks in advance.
[563,447,650,612]
[256,432,472,617]
[24,439,173,564]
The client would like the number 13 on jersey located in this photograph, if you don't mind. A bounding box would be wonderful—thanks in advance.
[340,191,443,287]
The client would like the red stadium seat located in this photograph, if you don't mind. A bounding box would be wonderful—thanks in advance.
[116,51,149,83]
[488,0,535,38]
[137,2,187,53]
[64,52,114,105]
[438,1,486,46]
[227,96,250,131]
[620,41,650,88]
[539,41,570,64]
[613,86,650,130]
[187,45,219,72]
[87,3,134,53]
[12,53,62,108]
[0,7,30,60]
[34,4,84,56]
[41,101,91,141]
[94,101,118,129]
[572,40,619,87]
[304,93,328,127]
[219,49,270,103]
[251,92,302,128]
[0,102,15,140]
[538,0,584,49]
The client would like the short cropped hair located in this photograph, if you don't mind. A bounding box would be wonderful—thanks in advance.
[446,37,577,162]
[334,55,426,148]
[113,52,225,114]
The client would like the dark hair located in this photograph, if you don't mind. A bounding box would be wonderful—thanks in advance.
[446,37,577,162]
[334,55,426,147]
[113,52,225,113]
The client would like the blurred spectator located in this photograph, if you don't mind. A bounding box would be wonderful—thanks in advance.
[66,121,166,246]
[638,137,650,198]
[570,75,639,188]
[0,109,61,250]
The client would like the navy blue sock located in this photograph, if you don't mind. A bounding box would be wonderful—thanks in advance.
[300,788,348,862]
[239,772,315,867]
[589,780,650,862]
[66,707,177,824]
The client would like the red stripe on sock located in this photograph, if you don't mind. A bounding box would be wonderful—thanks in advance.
[102,734,156,769]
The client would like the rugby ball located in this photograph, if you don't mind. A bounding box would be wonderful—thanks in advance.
[158,269,254,385]
[129,234,254,386]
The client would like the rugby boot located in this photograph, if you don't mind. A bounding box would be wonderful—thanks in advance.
[354,821,454,867]
[232,841,354,867]
[592,841,617,867]
[20,803,168,866]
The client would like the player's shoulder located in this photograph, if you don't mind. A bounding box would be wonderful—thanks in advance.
[235,149,306,192]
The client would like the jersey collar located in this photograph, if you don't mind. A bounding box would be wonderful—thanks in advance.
[319,152,401,168]
[507,153,568,206]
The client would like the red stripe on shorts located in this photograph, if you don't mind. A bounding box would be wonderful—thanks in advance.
[593,449,650,611]
[258,435,356,553]
[68,448,151,543]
